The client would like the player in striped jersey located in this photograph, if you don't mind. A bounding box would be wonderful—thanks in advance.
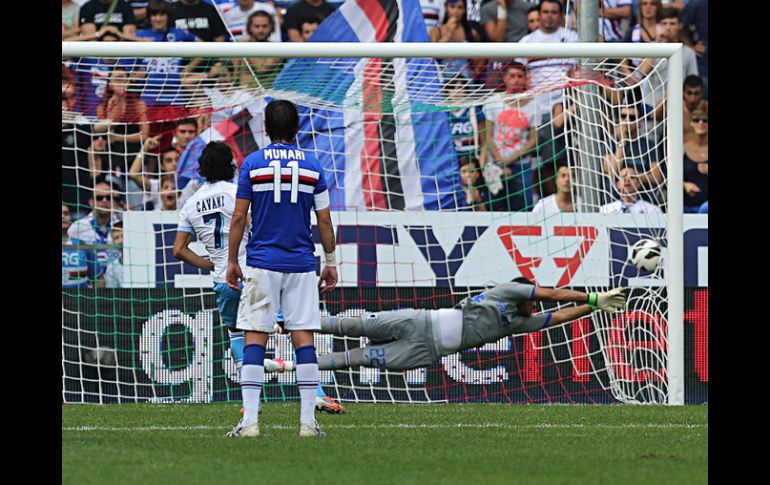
[226,99,338,438]
[173,142,250,382]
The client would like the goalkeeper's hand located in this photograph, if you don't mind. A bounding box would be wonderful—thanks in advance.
[589,288,626,313]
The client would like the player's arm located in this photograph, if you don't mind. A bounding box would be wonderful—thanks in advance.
[533,287,626,313]
[544,304,594,328]
[315,206,338,295]
[172,231,214,271]
[226,198,250,290]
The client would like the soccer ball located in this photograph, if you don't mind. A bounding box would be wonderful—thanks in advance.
[629,239,661,272]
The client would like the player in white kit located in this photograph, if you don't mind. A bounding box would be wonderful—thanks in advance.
[226,100,338,438]
[173,142,249,380]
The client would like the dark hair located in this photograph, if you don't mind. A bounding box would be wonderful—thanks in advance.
[146,0,172,17]
[512,276,534,286]
[198,142,235,182]
[505,61,527,74]
[683,75,703,89]
[248,10,275,31]
[527,4,540,15]
[555,158,570,171]
[265,100,300,142]
[176,118,197,128]
[659,7,680,21]
[93,174,125,200]
[300,15,322,27]
[539,0,563,14]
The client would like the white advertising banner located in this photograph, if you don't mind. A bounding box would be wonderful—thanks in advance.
[123,211,707,289]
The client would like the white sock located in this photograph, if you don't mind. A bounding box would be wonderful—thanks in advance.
[240,364,264,426]
[296,363,319,426]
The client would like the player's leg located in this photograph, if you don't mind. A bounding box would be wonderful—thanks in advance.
[281,271,325,437]
[213,283,244,376]
[227,267,280,437]
[320,311,403,343]
[317,341,426,371]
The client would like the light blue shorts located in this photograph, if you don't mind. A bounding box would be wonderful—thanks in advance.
[213,282,242,329]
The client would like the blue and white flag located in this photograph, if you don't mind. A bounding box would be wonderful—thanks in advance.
[272,0,465,211]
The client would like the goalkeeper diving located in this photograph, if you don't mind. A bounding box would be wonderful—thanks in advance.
[266,278,626,372]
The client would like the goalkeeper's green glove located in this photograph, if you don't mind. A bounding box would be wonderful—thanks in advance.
[587,288,626,313]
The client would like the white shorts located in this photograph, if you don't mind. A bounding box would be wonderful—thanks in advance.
[235,266,321,333]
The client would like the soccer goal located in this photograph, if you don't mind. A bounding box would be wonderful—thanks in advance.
[61,41,684,405]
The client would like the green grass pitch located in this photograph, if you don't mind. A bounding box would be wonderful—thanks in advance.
[63,402,707,485]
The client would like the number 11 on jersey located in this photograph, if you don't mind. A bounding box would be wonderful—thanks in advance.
[268,160,299,204]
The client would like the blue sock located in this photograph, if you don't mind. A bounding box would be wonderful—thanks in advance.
[241,344,266,425]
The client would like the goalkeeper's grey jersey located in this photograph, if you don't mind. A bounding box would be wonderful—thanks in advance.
[457,282,551,350]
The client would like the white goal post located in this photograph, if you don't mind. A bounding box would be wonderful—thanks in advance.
[61,41,685,405]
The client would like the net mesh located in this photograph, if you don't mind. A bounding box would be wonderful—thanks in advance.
[62,53,671,404]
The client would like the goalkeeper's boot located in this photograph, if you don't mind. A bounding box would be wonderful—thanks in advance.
[315,396,347,414]
[226,419,259,438]
[299,421,326,437]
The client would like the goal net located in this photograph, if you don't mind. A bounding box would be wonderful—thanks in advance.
[61,40,683,405]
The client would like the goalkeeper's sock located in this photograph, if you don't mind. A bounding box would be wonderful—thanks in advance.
[241,344,265,426]
[316,383,326,398]
[295,345,319,426]
[228,330,244,375]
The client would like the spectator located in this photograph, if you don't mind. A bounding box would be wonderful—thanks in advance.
[63,0,82,40]
[171,0,228,41]
[172,118,199,155]
[96,67,150,144]
[300,16,321,41]
[420,0,446,33]
[683,75,707,143]
[127,0,151,29]
[64,29,138,117]
[134,0,200,109]
[430,0,483,80]
[516,0,579,121]
[231,11,284,87]
[79,0,137,38]
[62,204,73,243]
[460,158,490,211]
[526,4,539,33]
[682,107,707,213]
[681,0,707,99]
[600,166,662,214]
[284,0,336,42]
[445,75,487,165]
[129,135,180,210]
[481,0,533,43]
[602,104,664,204]
[62,201,89,289]
[157,174,179,211]
[632,7,698,135]
[483,62,538,212]
[174,118,202,189]
[532,159,575,214]
[625,0,661,43]
[599,1,633,42]
[464,0,486,39]
[66,177,125,287]
[102,222,125,288]
[223,0,282,43]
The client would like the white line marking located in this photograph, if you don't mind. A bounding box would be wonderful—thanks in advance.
[62,423,708,432]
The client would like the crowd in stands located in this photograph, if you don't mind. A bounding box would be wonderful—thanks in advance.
[62,0,708,286]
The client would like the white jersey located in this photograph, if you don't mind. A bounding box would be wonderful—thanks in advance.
[532,194,560,214]
[419,0,446,31]
[600,199,662,214]
[177,181,248,283]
